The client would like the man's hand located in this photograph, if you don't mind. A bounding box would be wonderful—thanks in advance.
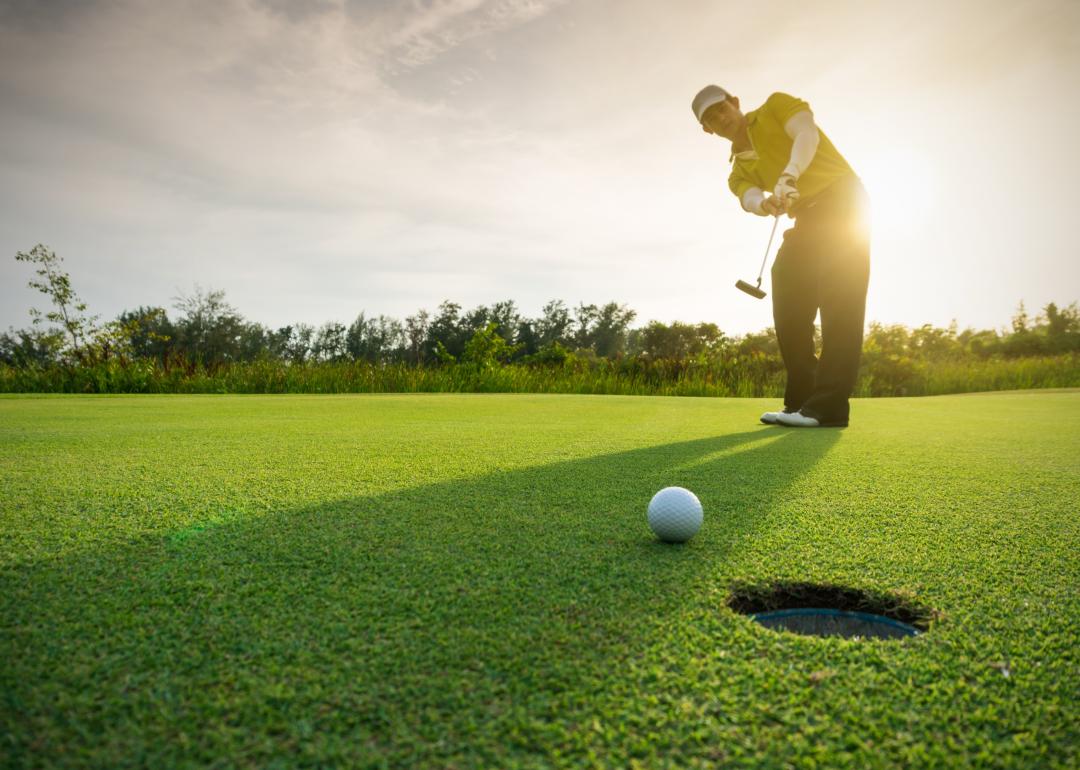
[761,196,785,216]
[773,174,800,212]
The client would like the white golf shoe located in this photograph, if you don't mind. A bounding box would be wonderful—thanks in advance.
[776,410,821,428]
[760,408,796,425]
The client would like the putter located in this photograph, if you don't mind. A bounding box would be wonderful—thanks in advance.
[736,213,780,300]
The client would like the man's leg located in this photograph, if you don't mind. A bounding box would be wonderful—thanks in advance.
[771,227,820,413]
[799,221,870,425]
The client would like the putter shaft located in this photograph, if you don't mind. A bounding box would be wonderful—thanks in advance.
[757,214,780,285]
[736,215,780,300]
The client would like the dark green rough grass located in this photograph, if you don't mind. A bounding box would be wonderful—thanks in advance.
[3,353,1079,398]
[1,392,1077,768]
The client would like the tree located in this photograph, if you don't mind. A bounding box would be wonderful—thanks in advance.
[346,314,373,362]
[591,302,637,358]
[458,300,521,350]
[348,313,405,363]
[1003,300,1043,357]
[461,322,522,368]
[572,303,600,351]
[514,318,540,358]
[86,311,171,364]
[636,321,679,359]
[634,321,727,360]
[1011,301,1029,334]
[487,300,521,344]
[863,323,909,357]
[404,310,430,365]
[311,322,348,362]
[694,323,728,357]
[909,324,960,358]
[736,327,780,357]
[285,324,315,364]
[569,302,636,357]
[15,244,98,361]
[426,301,467,360]
[117,306,174,361]
[172,286,247,365]
[265,326,294,361]
[958,327,1000,357]
[537,300,573,349]
[460,304,491,342]
[1041,302,1080,354]
[236,322,273,361]
[0,327,64,367]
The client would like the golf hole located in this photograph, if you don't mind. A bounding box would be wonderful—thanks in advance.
[727,582,935,640]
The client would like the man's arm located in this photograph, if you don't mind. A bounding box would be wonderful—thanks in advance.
[730,164,782,217]
[740,187,766,215]
[773,110,820,210]
[739,188,784,216]
[781,110,820,180]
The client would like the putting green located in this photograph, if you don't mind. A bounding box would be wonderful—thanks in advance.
[2,392,1077,768]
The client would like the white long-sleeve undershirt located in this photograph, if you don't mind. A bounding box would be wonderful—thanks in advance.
[782,110,819,179]
[740,187,767,215]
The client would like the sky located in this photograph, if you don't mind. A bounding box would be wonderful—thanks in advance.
[1,0,1078,336]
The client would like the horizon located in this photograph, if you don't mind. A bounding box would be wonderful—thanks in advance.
[8,250,1069,338]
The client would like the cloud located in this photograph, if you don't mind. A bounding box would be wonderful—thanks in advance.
[256,0,339,24]
[378,0,566,71]
[0,0,585,325]
[0,0,574,222]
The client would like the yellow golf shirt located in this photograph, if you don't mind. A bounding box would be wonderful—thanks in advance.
[727,92,855,214]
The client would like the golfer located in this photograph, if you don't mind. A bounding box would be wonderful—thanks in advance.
[692,85,870,427]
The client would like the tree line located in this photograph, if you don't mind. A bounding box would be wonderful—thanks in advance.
[3,244,1079,372]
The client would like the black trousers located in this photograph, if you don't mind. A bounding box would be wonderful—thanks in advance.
[771,176,870,426]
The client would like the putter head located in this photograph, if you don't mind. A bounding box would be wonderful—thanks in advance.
[735,280,767,299]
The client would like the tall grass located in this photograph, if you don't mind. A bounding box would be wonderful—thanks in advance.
[852,354,1080,397]
[2,354,1078,397]
[921,356,1080,395]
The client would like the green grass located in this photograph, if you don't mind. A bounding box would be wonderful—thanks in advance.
[1,392,1078,768]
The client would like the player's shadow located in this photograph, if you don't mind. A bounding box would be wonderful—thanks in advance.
[4,425,840,761]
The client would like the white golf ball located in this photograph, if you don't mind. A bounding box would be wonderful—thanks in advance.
[647,486,703,543]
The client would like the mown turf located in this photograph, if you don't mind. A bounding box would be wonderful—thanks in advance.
[1,392,1077,769]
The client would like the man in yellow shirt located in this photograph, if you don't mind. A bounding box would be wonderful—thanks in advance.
[692,85,870,428]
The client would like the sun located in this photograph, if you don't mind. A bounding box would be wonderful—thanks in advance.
[854,147,938,240]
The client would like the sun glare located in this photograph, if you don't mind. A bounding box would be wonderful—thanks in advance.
[855,147,938,242]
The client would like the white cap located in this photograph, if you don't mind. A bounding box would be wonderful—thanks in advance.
[692,85,730,122]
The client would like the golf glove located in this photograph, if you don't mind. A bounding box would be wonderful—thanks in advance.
[773,174,799,209]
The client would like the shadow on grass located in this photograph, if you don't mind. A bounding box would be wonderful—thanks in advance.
[3,426,841,766]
